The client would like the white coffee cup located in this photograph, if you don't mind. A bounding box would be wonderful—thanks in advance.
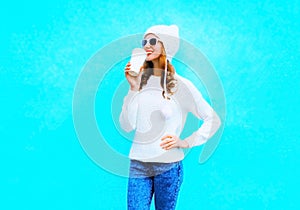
[128,48,146,76]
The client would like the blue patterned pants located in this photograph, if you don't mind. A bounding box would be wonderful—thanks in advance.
[127,160,183,210]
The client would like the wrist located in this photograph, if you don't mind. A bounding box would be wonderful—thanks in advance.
[180,140,189,148]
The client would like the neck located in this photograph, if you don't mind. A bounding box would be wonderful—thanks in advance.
[152,59,162,76]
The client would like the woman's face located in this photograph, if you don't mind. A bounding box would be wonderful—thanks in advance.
[143,34,163,61]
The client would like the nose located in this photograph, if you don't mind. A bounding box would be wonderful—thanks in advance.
[143,44,151,51]
[144,42,151,48]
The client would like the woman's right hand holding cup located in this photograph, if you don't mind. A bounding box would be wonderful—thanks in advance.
[124,62,143,91]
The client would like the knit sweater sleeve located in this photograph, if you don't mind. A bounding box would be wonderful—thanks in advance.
[177,76,221,147]
[119,89,139,132]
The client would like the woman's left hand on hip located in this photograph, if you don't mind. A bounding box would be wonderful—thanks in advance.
[160,134,189,150]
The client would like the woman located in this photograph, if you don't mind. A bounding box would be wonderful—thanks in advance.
[120,25,221,210]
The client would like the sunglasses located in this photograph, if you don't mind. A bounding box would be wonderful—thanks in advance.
[141,38,160,47]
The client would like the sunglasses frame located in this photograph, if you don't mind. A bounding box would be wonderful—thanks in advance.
[141,38,161,47]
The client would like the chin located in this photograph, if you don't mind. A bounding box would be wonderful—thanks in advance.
[146,55,159,61]
[145,57,153,61]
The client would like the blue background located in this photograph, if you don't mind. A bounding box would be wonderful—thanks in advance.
[1,0,299,209]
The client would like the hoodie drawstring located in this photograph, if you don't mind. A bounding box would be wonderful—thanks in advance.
[164,58,169,100]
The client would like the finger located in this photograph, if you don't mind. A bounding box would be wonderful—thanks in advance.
[165,144,176,150]
[137,68,144,77]
[139,67,144,73]
[161,135,173,141]
[160,139,174,145]
[124,71,131,77]
[160,140,177,148]
[162,142,177,150]
[125,63,131,70]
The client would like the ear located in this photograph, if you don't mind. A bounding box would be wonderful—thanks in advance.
[160,43,166,54]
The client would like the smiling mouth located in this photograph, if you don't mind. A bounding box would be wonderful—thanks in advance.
[146,51,153,56]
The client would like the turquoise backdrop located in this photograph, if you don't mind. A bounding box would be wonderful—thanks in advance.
[1,1,299,209]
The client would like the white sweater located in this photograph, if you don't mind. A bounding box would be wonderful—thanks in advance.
[119,74,221,163]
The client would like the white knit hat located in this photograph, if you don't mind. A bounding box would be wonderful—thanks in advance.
[144,24,179,61]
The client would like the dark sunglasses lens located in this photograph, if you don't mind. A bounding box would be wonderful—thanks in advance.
[149,38,157,45]
[142,39,147,47]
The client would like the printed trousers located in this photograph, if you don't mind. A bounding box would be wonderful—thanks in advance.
[127,160,183,210]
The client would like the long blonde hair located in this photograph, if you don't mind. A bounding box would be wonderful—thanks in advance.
[139,47,177,99]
